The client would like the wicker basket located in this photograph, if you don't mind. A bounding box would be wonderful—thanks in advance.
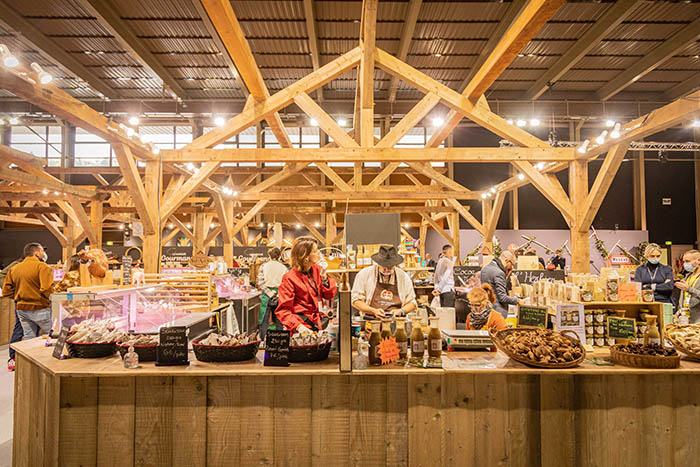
[117,343,158,362]
[664,324,700,362]
[288,341,332,363]
[192,339,260,363]
[66,340,117,358]
[489,328,586,369]
[610,345,680,369]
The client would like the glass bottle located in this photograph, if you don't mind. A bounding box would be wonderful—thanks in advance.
[368,321,382,365]
[394,318,408,359]
[353,337,369,370]
[644,315,661,346]
[124,345,139,369]
[428,317,442,358]
[410,317,425,359]
[380,319,392,341]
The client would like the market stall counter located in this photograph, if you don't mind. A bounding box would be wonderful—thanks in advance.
[11,338,700,467]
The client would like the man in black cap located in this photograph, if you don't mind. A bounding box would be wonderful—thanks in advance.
[351,245,417,319]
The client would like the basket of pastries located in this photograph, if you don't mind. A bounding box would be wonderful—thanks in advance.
[192,331,260,362]
[117,334,159,362]
[610,343,680,369]
[288,330,333,363]
[664,324,700,361]
[489,327,586,368]
[66,319,121,358]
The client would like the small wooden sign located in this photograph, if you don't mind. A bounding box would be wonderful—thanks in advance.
[121,255,133,286]
[52,328,69,359]
[156,326,189,366]
[607,316,637,339]
[264,329,290,367]
[518,305,549,328]
[190,253,209,269]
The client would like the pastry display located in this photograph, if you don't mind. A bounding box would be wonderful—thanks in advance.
[67,319,122,344]
[493,328,585,367]
[119,334,159,346]
[198,331,260,346]
[665,324,700,359]
[290,330,332,347]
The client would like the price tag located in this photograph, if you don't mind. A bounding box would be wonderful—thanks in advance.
[378,336,400,365]
[52,328,69,359]
[121,255,133,286]
[156,326,189,366]
[264,329,290,367]
[517,305,549,328]
[607,316,636,339]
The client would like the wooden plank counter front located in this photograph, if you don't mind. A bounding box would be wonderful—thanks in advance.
[12,338,700,467]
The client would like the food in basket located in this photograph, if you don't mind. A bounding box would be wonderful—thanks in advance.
[501,328,583,364]
[666,324,700,354]
[616,342,677,357]
[199,331,259,346]
[119,334,159,346]
[291,330,332,347]
[67,319,123,344]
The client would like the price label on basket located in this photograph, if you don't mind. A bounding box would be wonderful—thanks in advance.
[52,328,69,360]
[156,326,189,366]
[517,305,549,328]
[264,330,290,367]
[607,316,636,340]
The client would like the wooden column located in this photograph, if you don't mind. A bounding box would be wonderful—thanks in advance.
[89,200,103,248]
[62,218,77,262]
[510,166,519,229]
[194,212,206,254]
[325,210,336,247]
[223,199,235,267]
[142,161,161,273]
[695,128,700,246]
[632,149,647,230]
[419,218,427,259]
[569,160,590,273]
[450,212,460,265]
[482,199,493,252]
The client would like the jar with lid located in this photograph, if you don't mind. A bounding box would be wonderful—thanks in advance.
[394,318,408,359]
[368,321,382,365]
[427,317,442,358]
[643,315,661,346]
[410,317,425,358]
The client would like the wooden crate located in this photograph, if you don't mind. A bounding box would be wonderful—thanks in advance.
[0,297,16,346]
[583,301,666,340]
[142,272,215,312]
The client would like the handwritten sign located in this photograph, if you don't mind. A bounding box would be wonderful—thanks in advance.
[52,328,69,359]
[121,255,133,286]
[264,329,290,367]
[618,282,640,302]
[607,316,637,339]
[518,305,549,328]
[378,336,400,365]
[513,270,565,285]
[556,303,586,342]
[453,266,481,287]
[156,326,189,366]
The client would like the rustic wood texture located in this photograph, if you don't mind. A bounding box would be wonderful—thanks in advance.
[97,377,135,467]
[134,376,173,466]
[59,377,98,466]
[0,298,16,346]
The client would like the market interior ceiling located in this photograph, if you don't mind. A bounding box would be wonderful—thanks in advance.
[0,0,699,126]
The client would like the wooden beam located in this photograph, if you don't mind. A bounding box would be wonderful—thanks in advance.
[359,0,378,147]
[302,0,323,101]
[169,216,195,244]
[213,193,233,243]
[0,1,117,98]
[244,163,308,194]
[295,214,325,245]
[113,145,156,235]
[184,47,361,149]
[159,162,220,223]
[0,206,60,214]
[665,71,700,101]
[89,200,103,247]
[0,214,43,226]
[365,162,400,190]
[596,16,700,101]
[235,189,477,201]
[231,200,269,237]
[524,0,642,100]
[407,162,473,195]
[484,191,505,240]
[67,196,97,246]
[78,0,188,98]
[293,93,358,148]
[0,144,51,179]
[569,160,590,272]
[36,214,67,247]
[204,226,222,247]
[513,161,574,225]
[93,174,110,186]
[420,212,452,245]
[316,162,352,192]
[387,0,422,102]
[161,226,181,247]
[0,163,95,199]
[55,200,80,227]
[581,144,630,230]
[376,93,441,148]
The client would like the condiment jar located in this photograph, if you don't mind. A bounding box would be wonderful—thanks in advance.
[643,315,661,346]
[124,345,139,369]
[394,318,408,359]
[410,317,425,359]
[427,317,442,358]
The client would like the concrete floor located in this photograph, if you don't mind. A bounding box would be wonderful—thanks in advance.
[0,344,14,467]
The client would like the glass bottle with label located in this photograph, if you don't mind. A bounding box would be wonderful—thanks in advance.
[643,315,661,346]
[427,317,442,358]
[368,321,382,365]
[394,318,408,359]
[410,317,425,359]
[124,345,139,369]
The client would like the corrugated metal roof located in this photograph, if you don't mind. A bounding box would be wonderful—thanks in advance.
[241,21,308,39]
[233,1,304,20]
[419,2,509,22]
[625,2,700,22]
[126,19,209,38]
[550,2,610,22]
[414,22,497,40]
[110,0,200,19]
[535,23,594,40]
[605,23,685,41]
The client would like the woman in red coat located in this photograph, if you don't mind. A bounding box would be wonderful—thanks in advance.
[274,237,337,333]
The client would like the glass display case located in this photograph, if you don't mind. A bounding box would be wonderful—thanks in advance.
[50,285,214,336]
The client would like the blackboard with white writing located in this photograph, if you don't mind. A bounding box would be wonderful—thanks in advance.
[156,326,189,366]
[264,329,290,367]
[518,305,549,328]
[454,266,481,287]
[52,328,69,359]
[513,269,565,284]
[608,316,636,339]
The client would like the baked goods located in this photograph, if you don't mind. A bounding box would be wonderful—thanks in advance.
[198,331,259,346]
[665,324,700,359]
[500,328,583,364]
[615,342,677,357]
[67,319,122,343]
[291,330,332,347]
[119,334,159,346]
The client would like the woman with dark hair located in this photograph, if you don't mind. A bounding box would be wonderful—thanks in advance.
[274,237,337,333]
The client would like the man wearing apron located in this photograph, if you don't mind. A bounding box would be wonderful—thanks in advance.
[351,245,418,319]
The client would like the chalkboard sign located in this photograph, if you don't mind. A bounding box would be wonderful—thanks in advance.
[156,326,189,366]
[228,267,251,278]
[518,305,549,328]
[607,316,636,339]
[454,266,480,287]
[52,328,69,359]
[121,255,133,286]
[513,269,565,285]
[264,329,290,367]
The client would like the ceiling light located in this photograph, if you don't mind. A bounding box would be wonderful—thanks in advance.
[259,222,264,228]
[432,117,444,127]
[490,187,497,194]
[434,53,442,57]
[42,189,48,195]
[481,193,487,199]
[119,224,125,230]
[54,191,60,195]
[186,223,192,229]
[295,223,301,229]
[693,119,700,128]
[404,223,410,228]
[535,162,545,170]
[516,119,527,127]
[595,130,608,145]
[30,63,52,84]
[314,221,320,228]
[310,118,319,127]
[605,120,615,128]
[214,116,225,127]
[167,223,174,229]
[610,123,621,139]
[577,139,590,154]
[337,118,347,127]
[128,116,139,126]
[9,117,18,125]
[232,190,238,196]
[210,223,216,228]
[506,119,514,125]
[0,45,18,68]
[518,173,525,180]
[126,127,135,137]
[530,118,540,127]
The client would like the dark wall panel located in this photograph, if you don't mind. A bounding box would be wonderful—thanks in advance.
[0,229,63,268]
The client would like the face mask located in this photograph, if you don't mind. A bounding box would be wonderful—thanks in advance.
[648,258,660,265]
[684,262,697,273]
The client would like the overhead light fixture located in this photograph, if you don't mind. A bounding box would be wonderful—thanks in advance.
[577,139,590,154]
[530,118,540,127]
[186,223,192,229]
[167,223,174,229]
[658,150,668,164]
[128,115,139,126]
[42,189,48,195]
[30,62,52,84]
[610,123,621,139]
[535,162,545,170]
[595,130,608,145]
[605,120,615,128]
[0,45,18,68]
[404,223,410,228]
[518,173,525,180]
[337,118,347,127]
[295,223,301,229]
[516,119,527,127]
[214,116,225,127]
[119,224,125,230]
[434,53,442,57]
[490,187,497,194]
[259,222,264,228]
[432,117,445,127]
[126,127,135,137]
[232,190,238,196]
[54,191,60,195]
[314,221,320,228]
[693,119,700,128]
[310,118,319,127]
[9,117,18,125]
[506,119,514,125]
[210,223,216,228]
[481,193,487,199]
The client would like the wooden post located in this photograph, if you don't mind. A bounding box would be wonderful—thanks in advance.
[89,200,103,248]
[419,218,427,259]
[450,212,460,265]
[142,161,161,273]
[194,212,206,254]
[632,149,647,231]
[569,160,590,273]
[62,218,76,262]
[223,199,235,267]
[510,165,519,229]
[482,199,493,252]
[325,210,336,247]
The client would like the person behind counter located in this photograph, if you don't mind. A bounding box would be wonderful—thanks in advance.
[351,245,417,319]
[674,249,700,323]
[53,254,81,293]
[465,283,507,331]
[480,250,523,318]
[274,237,337,333]
[634,243,674,304]
[549,249,566,270]
[432,244,456,307]
[257,247,289,338]
[423,253,436,269]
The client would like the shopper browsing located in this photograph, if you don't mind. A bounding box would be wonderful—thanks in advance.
[634,243,674,304]
[432,244,456,307]
[2,243,54,341]
[674,249,700,324]
[257,247,288,337]
[351,245,417,319]
[465,283,507,331]
[274,237,337,333]
[480,250,523,318]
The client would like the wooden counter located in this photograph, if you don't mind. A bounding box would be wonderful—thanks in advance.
[12,338,700,466]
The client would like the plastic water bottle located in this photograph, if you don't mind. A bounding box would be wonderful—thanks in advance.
[353,338,369,370]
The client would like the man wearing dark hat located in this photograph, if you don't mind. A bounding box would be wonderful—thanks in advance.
[351,245,417,319]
